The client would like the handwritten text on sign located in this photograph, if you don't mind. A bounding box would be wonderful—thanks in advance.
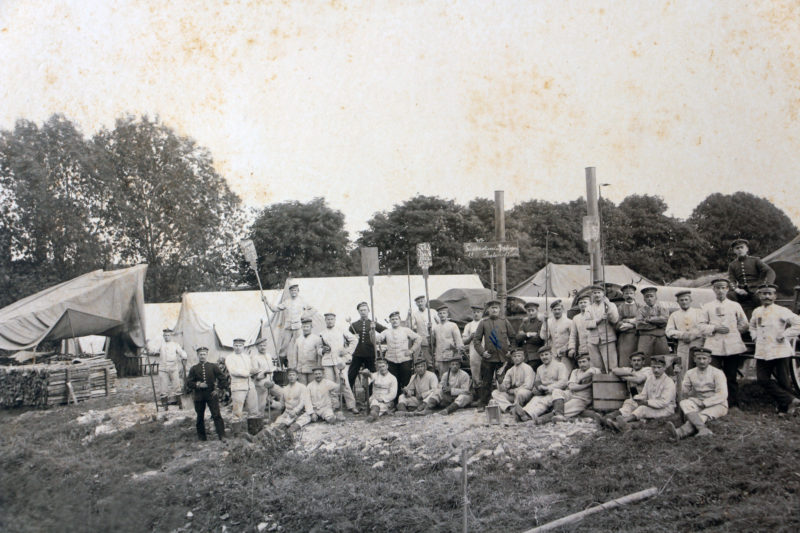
[463,241,520,258]
[416,243,433,269]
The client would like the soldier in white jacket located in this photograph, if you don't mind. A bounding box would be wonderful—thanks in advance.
[154,329,187,402]
[319,312,359,414]
[361,358,398,422]
[226,338,260,432]
[750,284,800,415]
[270,368,313,430]
[700,278,749,408]
[669,348,728,440]
[665,290,706,371]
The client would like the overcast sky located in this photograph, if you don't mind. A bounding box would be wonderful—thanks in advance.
[1,0,798,237]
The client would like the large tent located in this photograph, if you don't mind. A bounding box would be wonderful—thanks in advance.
[764,234,800,295]
[0,265,147,352]
[173,274,483,365]
[509,263,655,299]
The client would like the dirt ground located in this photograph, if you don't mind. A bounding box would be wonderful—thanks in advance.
[1,376,799,532]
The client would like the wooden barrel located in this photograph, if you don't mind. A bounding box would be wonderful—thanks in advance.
[592,373,629,412]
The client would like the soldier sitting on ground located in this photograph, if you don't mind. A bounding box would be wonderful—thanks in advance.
[514,345,569,423]
[417,355,473,416]
[361,358,398,422]
[669,347,728,440]
[605,355,676,432]
[397,358,439,413]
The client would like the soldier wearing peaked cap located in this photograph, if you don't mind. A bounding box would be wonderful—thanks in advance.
[726,239,776,317]
[290,316,323,385]
[472,299,515,408]
[635,286,670,364]
[411,294,440,372]
[397,358,439,412]
[666,289,705,371]
[669,347,728,440]
[185,346,226,440]
[431,304,464,377]
[539,299,574,374]
[616,284,640,367]
[584,283,620,372]
[462,304,486,390]
[265,280,315,365]
[516,301,544,370]
[375,310,421,398]
[154,328,188,405]
[319,310,359,414]
[347,302,386,399]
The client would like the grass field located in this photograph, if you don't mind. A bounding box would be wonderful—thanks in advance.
[1,378,799,533]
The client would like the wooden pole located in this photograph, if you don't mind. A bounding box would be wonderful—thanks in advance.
[461,448,469,533]
[495,190,506,318]
[521,487,658,533]
[585,167,602,284]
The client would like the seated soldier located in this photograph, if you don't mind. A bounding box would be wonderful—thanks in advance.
[306,366,339,424]
[361,358,398,422]
[397,358,439,412]
[269,368,313,431]
[606,355,675,432]
[612,352,652,397]
[418,355,473,416]
[514,345,569,423]
[669,347,728,440]
[491,349,535,412]
[548,353,600,423]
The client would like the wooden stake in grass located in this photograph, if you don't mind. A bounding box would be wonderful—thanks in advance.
[521,487,658,533]
[461,448,469,533]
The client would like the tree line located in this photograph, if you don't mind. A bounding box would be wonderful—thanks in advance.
[1,114,796,307]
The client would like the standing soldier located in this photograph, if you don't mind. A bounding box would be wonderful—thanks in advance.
[666,290,706,371]
[462,305,485,390]
[154,329,188,407]
[431,305,464,377]
[290,317,323,385]
[226,338,260,434]
[635,287,670,363]
[265,280,315,365]
[411,295,440,371]
[347,302,386,398]
[516,302,544,371]
[250,338,277,417]
[700,278,749,408]
[540,300,574,373]
[568,295,592,367]
[376,311,421,396]
[185,346,226,441]
[472,299,515,409]
[585,283,620,372]
[319,311,359,414]
[749,284,800,415]
[727,239,776,317]
[616,284,640,367]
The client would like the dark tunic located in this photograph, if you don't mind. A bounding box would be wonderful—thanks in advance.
[349,319,387,360]
[516,317,544,361]
[727,255,775,292]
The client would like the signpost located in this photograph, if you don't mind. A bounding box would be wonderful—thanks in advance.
[239,239,280,363]
[360,247,380,412]
[416,243,434,357]
[463,241,520,259]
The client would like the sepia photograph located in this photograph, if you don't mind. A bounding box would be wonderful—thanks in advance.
[1,1,799,532]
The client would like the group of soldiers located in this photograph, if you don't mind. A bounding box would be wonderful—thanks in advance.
[152,239,800,442]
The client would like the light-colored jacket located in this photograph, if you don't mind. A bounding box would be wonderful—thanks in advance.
[534,360,569,391]
[225,351,254,392]
[681,366,728,408]
[750,304,800,360]
[501,362,535,392]
[319,327,356,366]
[273,382,312,415]
[290,333,323,373]
[700,299,748,355]
[634,373,676,413]
[439,368,471,396]
[666,308,707,359]
[584,301,619,344]
[404,371,439,400]
[307,379,338,411]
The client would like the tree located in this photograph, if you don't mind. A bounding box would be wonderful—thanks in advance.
[605,195,707,283]
[689,192,798,269]
[358,195,485,276]
[93,115,245,301]
[247,198,355,288]
[0,115,110,306]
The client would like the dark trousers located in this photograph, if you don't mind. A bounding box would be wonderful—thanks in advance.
[756,358,798,411]
[712,354,743,407]
[478,360,504,405]
[727,290,760,319]
[637,334,670,364]
[194,395,225,440]
[387,360,413,399]
[348,356,375,404]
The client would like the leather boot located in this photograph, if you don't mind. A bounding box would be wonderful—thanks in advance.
[230,420,244,437]
[247,417,264,436]
[667,421,694,441]
[686,412,713,437]
[444,402,459,415]
[552,399,566,422]
[366,406,380,423]
[396,403,407,412]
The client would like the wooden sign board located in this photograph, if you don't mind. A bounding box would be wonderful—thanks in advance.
[360,247,379,276]
[239,239,258,271]
[416,243,432,269]
[463,241,520,259]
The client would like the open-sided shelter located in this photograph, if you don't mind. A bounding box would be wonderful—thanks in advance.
[764,234,800,296]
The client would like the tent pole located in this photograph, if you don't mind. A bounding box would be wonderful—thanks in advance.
[253,269,282,369]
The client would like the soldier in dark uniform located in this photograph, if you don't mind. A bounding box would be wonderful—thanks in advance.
[516,302,544,371]
[727,238,776,317]
[185,346,226,441]
[347,302,387,398]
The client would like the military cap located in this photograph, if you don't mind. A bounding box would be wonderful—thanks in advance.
[640,286,658,294]
[323,311,336,317]
[620,284,637,292]
[538,345,552,354]
[375,357,389,364]
[285,367,298,375]
[312,365,325,372]
[356,301,369,310]
[486,299,501,307]
[414,295,426,302]
[300,317,313,324]
[629,351,645,359]
[388,311,401,319]
[549,299,563,309]
[576,352,591,361]
[434,304,449,312]
[232,337,246,344]
[524,301,539,309]
[730,238,749,248]
[195,346,209,353]
[162,328,173,333]
[577,294,591,302]
[757,283,778,292]
[675,290,691,298]
[442,353,462,363]
[650,355,667,366]
[690,347,712,357]
[470,304,485,310]
[590,283,605,292]
[710,278,730,287]
[511,348,525,357]
[288,280,299,289]
[413,358,428,367]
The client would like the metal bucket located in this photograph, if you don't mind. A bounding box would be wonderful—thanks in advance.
[486,401,501,424]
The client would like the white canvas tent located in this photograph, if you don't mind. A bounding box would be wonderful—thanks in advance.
[144,303,182,352]
[509,263,655,298]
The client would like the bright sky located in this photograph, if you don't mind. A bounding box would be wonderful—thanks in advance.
[1,1,799,237]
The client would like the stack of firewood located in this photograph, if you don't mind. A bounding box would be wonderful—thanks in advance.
[0,357,117,408]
